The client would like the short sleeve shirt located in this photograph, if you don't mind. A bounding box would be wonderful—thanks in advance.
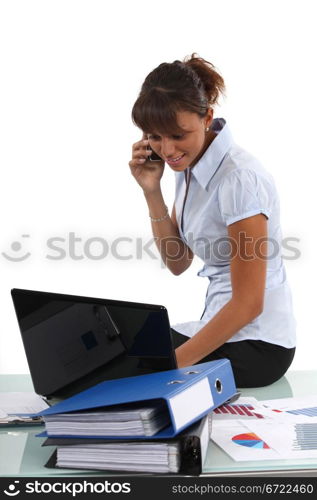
[172,118,296,348]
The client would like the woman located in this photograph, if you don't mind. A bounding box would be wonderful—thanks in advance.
[129,54,296,387]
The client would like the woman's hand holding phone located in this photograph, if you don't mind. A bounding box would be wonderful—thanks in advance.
[129,136,165,194]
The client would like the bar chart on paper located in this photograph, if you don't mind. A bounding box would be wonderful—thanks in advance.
[214,404,264,419]
[293,423,317,451]
[287,407,317,418]
[261,396,317,420]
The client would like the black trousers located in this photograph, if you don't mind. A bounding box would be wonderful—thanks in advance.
[171,330,296,388]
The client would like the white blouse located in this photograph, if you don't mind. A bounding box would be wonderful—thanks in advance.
[172,118,296,349]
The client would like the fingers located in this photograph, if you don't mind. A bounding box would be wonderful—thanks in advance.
[130,138,152,167]
[129,158,146,169]
[133,138,150,153]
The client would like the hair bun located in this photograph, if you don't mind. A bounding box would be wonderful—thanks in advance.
[184,53,225,106]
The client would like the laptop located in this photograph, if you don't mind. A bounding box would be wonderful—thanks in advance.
[11,288,177,399]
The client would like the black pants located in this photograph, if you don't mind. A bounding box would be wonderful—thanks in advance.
[171,330,296,388]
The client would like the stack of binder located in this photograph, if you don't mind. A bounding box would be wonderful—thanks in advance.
[38,359,237,475]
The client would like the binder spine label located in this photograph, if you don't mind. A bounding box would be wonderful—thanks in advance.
[168,378,213,431]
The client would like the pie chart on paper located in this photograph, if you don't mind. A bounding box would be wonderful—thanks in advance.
[232,432,270,449]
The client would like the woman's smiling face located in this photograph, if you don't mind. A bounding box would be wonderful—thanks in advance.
[147,110,213,171]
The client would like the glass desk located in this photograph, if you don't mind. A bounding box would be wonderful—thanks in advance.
[1,372,317,477]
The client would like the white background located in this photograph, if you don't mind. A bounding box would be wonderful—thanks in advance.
[0,0,316,374]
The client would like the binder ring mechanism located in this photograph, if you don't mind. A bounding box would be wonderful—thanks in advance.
[167,380,185,385]
[167,370,201,385]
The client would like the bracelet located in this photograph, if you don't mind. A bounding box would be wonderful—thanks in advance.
[149,204,169,222]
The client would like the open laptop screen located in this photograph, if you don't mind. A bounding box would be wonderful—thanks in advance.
[11,289,177,398]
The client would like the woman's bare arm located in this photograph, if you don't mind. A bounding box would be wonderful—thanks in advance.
[175,213,267,366]
[144,192,194,275]
[129,136,193,275]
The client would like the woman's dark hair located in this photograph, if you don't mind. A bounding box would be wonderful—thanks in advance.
[132,53,225,135]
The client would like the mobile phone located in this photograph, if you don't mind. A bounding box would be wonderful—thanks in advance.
[149,149,162,162]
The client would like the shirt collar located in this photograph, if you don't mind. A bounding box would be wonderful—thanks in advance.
[191,118,234,190]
